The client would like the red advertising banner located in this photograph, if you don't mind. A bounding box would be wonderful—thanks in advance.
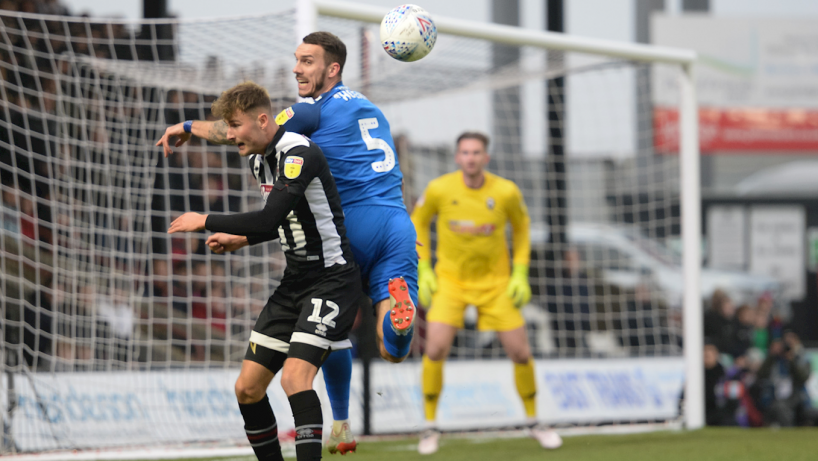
[654,107,818,154]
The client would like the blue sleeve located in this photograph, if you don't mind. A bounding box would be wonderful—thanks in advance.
[275,102,320,137]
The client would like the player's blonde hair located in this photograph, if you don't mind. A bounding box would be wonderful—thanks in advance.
[210,81,272,119]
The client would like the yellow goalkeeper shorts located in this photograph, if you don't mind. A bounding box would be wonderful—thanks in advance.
[425,276,525,332]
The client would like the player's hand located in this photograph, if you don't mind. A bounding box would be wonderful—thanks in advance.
[417,260,437,307]
[206,233,249,253]
[156,122,192,157]
[167,212,207,234]
[506,264,532,308]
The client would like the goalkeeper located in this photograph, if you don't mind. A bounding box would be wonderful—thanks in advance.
[411,132,562,455]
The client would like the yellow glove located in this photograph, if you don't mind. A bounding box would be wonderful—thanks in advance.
[506,264,532,308]
[417,260,438,307]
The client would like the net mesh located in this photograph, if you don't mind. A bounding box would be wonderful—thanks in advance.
[1,8,687,454]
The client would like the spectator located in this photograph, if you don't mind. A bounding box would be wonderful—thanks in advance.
[704,288,735,356]
[205,174,225,213]
[752,291,781,352]
[547,247,595,353]
[753,331,813,427]
[24,280,55,371]
[209,285,227,333]
[2,186,20,234]
[727,304,755,358]
[704,343,730,425]
[622,281,671,353]
[152,258,170,299]
[95,286,135,363]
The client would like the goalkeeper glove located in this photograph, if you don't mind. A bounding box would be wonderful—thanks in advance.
[417,260,438,307]
[506,264,532,308]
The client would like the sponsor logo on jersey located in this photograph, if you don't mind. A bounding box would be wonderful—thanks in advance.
[284,156,304,179]
[315,324,328,337]
[275,107,294,125]
[249,342,257,354]
[448,220,496,236]
[486,197,495,210]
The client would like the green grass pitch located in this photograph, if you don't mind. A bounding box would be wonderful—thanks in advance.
[122,427,817,461]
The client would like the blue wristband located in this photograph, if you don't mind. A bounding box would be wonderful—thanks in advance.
[183,120,193,133]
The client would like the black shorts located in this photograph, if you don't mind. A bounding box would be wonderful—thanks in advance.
[245,261,362,372]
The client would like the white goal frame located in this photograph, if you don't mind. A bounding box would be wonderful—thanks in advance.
[304,0,703,430]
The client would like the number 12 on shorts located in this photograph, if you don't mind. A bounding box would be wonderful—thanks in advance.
[308,298,339,328]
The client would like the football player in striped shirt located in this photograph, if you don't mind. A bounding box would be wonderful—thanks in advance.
[166,83,360,461]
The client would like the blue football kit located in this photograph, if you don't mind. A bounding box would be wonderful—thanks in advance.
[276,82,417,424]
[277,82,418,313]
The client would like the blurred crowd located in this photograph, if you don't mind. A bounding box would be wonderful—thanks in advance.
[1,1,280,370]
[704,289,815,427]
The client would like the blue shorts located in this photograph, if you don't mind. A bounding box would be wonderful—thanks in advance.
[343,205,418,307]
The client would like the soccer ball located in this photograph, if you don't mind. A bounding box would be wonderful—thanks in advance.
[380,4,437,62]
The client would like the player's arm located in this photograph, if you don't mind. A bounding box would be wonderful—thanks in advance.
[506,184,532,307]
[410,184,440,306]
[167,192,295,239]
[167,146,318,241]
[155,120,235,157]
[507,185,531,267]
[203,191,298,238]
[205,144,322,237]
[274,103,320,137]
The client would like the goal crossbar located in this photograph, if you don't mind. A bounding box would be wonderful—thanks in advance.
[313,0,696,65]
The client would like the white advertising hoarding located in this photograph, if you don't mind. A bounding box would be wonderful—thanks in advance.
[4,358,684,451]
[369,358,685,433]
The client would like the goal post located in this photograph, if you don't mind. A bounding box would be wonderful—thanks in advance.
[310,0,702,430]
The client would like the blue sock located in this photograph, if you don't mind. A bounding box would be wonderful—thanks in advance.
[382,314,413,359]
[321,349,352,421]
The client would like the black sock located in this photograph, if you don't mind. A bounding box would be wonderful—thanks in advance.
[289,390,323,461]
[239,395,284,461]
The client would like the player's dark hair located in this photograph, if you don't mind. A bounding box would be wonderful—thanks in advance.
[302,31,347,75]
[456,131,490,150]
[211,81,272,119]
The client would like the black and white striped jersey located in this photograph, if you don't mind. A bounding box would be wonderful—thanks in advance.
[205,128,354,272]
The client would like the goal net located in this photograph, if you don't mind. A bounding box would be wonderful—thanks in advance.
[0,3,701,455]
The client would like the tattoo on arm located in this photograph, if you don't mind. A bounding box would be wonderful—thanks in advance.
[206,120,234,145]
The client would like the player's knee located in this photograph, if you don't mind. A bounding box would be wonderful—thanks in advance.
[234,378,266,404]
[508,348,532,364]
[424,342,449,362]
[280,369,311,396]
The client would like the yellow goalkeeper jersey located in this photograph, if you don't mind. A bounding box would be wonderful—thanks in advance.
[411,171,530,289]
